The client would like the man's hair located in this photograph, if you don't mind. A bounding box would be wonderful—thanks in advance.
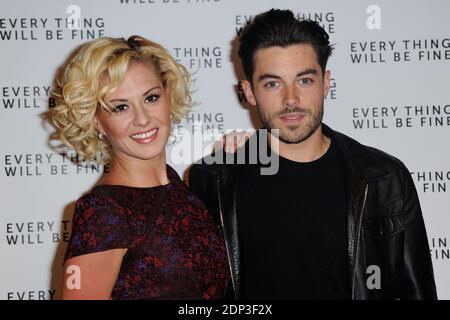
[238,9,333,81]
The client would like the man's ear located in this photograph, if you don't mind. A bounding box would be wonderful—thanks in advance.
[323,70,331,98]
[241,80,257,106]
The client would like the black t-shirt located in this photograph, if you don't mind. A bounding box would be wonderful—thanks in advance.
[237,135,350,299]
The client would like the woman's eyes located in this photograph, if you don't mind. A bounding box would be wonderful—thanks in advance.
[145,94,160,103]
[111,95,160,113]
[112,104,128,113]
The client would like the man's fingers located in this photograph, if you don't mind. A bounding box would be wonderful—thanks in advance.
[224,131,237,153]
[213,130,255,153]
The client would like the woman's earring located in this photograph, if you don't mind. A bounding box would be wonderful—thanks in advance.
[98,131,105,140]
[167,131,177,145]
[167,114,176,144]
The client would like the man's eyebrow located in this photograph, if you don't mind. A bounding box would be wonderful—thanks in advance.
[257,73,282,82]
[257,69,318,82]
[297,69,317,77]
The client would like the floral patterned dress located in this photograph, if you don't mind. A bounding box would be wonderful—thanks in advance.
[64,165,229,299]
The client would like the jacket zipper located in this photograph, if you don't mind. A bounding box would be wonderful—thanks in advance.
[216,177,237,299]
[352,183,369,300]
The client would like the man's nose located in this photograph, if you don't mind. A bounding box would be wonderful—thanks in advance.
[283,85,300,108]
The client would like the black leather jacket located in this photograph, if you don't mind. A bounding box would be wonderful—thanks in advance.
[189,125,437,300]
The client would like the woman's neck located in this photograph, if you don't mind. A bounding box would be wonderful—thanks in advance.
[100,153,169,187]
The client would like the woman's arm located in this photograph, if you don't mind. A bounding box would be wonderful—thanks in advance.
[61,248,127,300]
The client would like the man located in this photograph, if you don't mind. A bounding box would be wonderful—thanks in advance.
[189,9,436,299]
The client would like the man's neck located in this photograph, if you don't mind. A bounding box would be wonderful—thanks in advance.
[269,125,331,163]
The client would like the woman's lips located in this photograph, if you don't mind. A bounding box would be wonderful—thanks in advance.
[130,128,158,144]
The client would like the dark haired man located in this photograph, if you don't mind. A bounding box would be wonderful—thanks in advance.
[190,9,436,300]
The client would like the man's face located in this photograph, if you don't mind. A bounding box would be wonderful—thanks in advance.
[242,44,330,144]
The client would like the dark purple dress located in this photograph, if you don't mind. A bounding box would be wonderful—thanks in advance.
[64,166,229,299]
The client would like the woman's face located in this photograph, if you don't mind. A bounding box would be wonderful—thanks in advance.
[96,61,171,163]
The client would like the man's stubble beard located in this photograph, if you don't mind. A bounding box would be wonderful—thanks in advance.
[257,104,324,144]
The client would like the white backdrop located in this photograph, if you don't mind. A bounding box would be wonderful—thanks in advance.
[0,0,449,300]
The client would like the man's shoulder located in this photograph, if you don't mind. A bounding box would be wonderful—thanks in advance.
[332,128,409,176]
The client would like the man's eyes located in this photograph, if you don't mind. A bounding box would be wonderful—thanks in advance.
[262,78,314,89]
[299,78,313,86]
[264,81,279,89]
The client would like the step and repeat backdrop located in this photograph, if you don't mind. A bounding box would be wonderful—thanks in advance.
[0,0,449,300]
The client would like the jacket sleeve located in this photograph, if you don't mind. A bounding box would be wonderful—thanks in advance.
[189,163,221,226]
[189,162,237,300]
[400,163,437,299]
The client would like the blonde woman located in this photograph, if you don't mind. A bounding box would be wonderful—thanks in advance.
[52,36,229,299]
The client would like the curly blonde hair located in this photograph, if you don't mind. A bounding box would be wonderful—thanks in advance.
[51,35,193,163]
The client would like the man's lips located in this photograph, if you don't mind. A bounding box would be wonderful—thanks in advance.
[279,113,305,124]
